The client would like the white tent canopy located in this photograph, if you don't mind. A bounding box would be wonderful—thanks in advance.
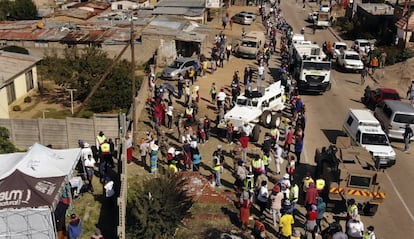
[0,143,81,239]
[0,143,81,180]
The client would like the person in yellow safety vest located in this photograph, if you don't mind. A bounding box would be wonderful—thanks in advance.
[316,177,325,194]
[168,160,178,173]
[100,139,114,169]
[262,154,270,173]
[243,173,255,191]
[213,155,222,187]
[202,60,208,76]
[270,127,280,144]
[96,131,106,150]
[185,106,193,121]
[289,183,299,207]
[347,198,359,220]
[302,172,314,193]
[251,156,265,180]
[363,225,376,239]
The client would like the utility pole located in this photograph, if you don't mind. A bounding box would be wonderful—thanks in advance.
[66,88,77,115]
[130,16,137,142]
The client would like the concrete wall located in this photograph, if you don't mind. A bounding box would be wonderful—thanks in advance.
[0,89,9,119]
[0,114,120,150]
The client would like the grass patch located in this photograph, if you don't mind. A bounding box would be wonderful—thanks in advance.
[32,108,72,119]
[21,97,41,112]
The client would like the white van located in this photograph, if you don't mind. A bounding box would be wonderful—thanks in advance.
[343,109,396,167]
[374,100,414,140]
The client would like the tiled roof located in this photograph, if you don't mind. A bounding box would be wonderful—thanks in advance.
[396,13,414,31]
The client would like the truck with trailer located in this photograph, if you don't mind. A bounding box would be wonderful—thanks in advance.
[290,41,332,93]
[314,136,385,216]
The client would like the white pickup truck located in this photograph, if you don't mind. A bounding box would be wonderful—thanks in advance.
[219,81,285,142]
[332,41,347,59]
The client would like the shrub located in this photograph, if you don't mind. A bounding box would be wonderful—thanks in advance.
[13,105,21,111]
[23,96,31,103]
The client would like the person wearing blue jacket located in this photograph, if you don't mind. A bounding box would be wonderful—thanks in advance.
[317,197,326,233]
[67,213,82,239]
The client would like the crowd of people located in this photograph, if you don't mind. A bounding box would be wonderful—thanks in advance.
[134,1,381,239]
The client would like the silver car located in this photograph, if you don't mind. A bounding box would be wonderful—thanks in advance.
[160,57,200,80]
[231,13,254,25]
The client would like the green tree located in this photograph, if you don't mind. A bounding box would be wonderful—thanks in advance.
[9,0,37,20]
[0,0,11,20]
[126,173,193,239]
[0,127,17,153]
[40,47,139,113]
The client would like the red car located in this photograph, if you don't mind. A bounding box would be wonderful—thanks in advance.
[364,87,400,108]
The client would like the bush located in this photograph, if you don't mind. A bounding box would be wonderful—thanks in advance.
[12,105,21,111]
[396,48,414,63]
[23,96,31,103]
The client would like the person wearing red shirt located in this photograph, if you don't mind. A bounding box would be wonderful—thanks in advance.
[239,132,249,162]
[305,182,318,210]
[284,126,294,153]
[305,205,318,239]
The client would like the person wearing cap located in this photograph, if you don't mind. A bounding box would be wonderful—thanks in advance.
[253,218,267,239]
[149,142,159,174]
[67,213,82,239]
[403,123,413,152]
[347,215,364,239]
[279,210,294,239]
[305,204,318,239]
[81,142,93,161]
[302,172,314,193]
[363,226,376,239]
[212,153,222,187]
[270,185,284,227]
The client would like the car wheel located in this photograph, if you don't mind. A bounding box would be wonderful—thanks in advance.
[261,110,272,128]
[251,125,260,142]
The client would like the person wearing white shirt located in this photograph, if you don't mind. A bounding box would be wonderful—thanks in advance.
[273,144,284,174]
[166,102,174,129]
[84,154,96,193]
[217,89,227,107]
[347,215,364,239]
[81,143,93,161]
[257,180,269,217]
[104,177,115,205]
[257,64,265,82]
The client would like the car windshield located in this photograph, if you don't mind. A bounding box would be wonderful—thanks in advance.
[345,54,360,60]
[362,133,389,146]
[169,61,184,69]
[237,98,247,106]
[303,61,331,71]
[335,45,347,50]
[349,175,371,188]
[241,41,257,47]
[394,114,414,124]
[359,42,370,47]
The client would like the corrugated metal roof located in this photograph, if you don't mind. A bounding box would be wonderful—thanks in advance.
[152,6,204,17]
[0,51,42,88]
[358,3,393,16]
[60,29,116,43]
[396,13,414,31]
[155,0,204,8]
[52,9,98,20]
[69,1,111,11]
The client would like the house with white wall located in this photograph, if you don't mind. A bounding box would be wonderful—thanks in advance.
[0,51,42,119]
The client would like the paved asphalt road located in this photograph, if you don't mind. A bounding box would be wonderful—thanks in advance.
[279,0,414,237]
